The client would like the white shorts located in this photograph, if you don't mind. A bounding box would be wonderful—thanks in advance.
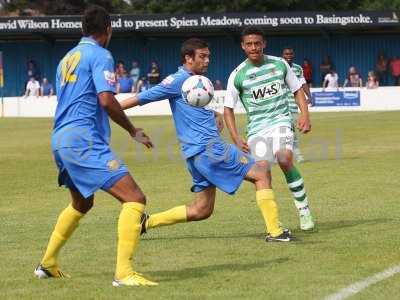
[248,126,294,162]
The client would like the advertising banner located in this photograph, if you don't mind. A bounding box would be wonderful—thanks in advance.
[0,11,399,34]
[312,91,361,107]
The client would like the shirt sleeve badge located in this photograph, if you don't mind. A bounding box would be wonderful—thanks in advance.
[104,70,116,85]
[161,75,175,86]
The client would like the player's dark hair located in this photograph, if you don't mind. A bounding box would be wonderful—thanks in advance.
[241,27,265,41]
[82,5,111,37]
[282,46,294,52]
[181,38,209,64]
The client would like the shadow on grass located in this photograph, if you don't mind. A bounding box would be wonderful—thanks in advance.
[142,232,322,245]
[315,218,395,232]
[142,232,264,241]
[147,257,290,281]
[142,217,395,243]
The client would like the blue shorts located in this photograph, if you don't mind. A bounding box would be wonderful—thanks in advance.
[53,145,129,199]
[186,141,255,195]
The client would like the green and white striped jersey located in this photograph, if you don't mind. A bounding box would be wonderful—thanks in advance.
[287,63,306,114]
[225,55,301,138]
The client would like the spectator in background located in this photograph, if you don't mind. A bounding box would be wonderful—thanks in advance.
[343,66,362,87]
[24,76,40,97]
[375,53,388,86]
[389,56,400,86]
[366,71,379,89]
[147,61,160,87]
[26,59,40,81]
[129,60,140,86]
[214,79,224,90]
[115,60,126,79]
[135,76,150,92]
[302,58,313,88]
[40,77,54,96]
[323,69,339,90]
[116,70,134,93]
[320,55,333,86]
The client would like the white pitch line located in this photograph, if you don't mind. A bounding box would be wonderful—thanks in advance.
[324,265,400,300]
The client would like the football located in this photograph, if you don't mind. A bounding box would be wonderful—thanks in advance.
[181,75,214,107]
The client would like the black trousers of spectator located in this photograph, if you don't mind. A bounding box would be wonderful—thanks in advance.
[375,70,388,86]
[393,75,400,86]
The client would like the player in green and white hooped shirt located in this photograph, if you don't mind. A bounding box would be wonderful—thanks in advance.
[282,46,312,163]
[224,27,315,231]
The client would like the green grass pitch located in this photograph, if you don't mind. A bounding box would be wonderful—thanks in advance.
[1,111,399,299]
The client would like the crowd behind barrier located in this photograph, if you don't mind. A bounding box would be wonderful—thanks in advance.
[18,52,400,98]
[2,87,400,118]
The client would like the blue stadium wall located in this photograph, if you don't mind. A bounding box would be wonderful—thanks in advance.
[0,34,399,96]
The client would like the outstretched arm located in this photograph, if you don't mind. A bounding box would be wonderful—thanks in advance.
[119,93,140,110]
[120,76,180,111]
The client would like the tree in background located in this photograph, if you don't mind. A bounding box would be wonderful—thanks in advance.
[359,0,400,10]
[1,0,128,15]
[125,0,366,14]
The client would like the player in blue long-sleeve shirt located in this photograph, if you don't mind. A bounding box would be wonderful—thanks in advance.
[121,38,293,242]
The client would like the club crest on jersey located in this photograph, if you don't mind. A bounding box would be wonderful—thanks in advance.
[251,82,282,101]
[104,70,116,85]
[240,156,249,164]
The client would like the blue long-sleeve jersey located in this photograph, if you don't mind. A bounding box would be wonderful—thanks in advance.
[138,67,221,159]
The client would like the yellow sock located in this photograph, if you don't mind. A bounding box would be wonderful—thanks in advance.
[147,205,187,229]
[256,189,283,237]
[41,204,84,269]
[115,202,144,280]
